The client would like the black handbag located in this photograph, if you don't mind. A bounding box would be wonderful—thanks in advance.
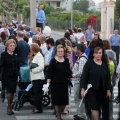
[30,63,39,69]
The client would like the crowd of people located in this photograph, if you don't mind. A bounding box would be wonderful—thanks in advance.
[0,6,120,120]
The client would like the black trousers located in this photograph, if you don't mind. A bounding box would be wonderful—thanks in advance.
[112,46,120,65]
[118,80,120,98]
[101,98,109,120]
[36,23,43,31]
[87,41,90,46]
[32,80,44,110]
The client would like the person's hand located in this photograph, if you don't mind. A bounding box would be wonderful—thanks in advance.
[46,83,50,88]
[106,90,111,98]
[81,88,85,99]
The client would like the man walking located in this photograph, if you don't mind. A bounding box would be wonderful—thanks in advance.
[17,32,30,67]
[72,44,88,120]
[110,29,120,65]
[85,25,95,45]
[36,5,46,31]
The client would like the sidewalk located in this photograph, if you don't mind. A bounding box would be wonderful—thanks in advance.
[51,30,65,36]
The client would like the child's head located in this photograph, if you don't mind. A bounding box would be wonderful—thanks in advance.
[66,46,72,54]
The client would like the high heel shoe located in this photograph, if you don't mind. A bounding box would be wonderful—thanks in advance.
[7,108,14,115]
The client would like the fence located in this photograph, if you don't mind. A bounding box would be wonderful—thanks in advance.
[47,20,101,32]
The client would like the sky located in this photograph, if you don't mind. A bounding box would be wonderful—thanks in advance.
[93,0,103,4]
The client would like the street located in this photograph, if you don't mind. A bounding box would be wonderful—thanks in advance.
[0,85,119,120]
[0,32,120,120]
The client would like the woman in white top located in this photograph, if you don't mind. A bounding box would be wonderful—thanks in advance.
[30,43,44,113]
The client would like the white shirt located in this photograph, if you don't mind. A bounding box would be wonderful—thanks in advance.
[40,43,48,55]
[75,32,84,39]
[43,26,51,36]
[28,38,32,46]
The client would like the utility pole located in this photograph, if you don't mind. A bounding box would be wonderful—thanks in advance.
[71,0,73,29]
[30,0,36,30]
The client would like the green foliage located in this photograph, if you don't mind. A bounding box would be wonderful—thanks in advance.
[39,1,47,9]
[73,0,89,13]
[115,0,120,17]
[15,0,27,13]
[46,10,101,22]
[44,6,55,15]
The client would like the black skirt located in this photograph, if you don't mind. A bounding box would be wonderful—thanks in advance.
[85,88,106,110]
[3,75,18,94]
[50,83,68,105]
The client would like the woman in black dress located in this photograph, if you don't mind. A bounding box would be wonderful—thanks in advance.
[0,39,19,115]
[81,46,111,120]
[46,45,72,120]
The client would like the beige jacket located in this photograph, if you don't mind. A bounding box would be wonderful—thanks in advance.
[30,52,44,81]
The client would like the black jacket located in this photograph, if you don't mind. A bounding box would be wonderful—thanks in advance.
[81,60,111,91]
[46,58,72,84]
[0,52,19,78]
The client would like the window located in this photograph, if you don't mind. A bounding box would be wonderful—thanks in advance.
[48,2,50,6]
[57,2,60,7]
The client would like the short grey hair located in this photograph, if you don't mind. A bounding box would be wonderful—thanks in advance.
[39,34,46,41]
[32,35,38,41]
[105,50,115,60]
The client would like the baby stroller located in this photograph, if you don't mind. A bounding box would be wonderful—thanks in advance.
[12,83,51,111]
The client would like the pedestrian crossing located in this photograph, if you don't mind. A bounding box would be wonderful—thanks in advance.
[12,87,120,120]
[15,89,75,120]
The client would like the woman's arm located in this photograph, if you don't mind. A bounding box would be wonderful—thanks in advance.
[66,58,72,79]
[81,60,90,89]
[0,53,4,73]
[46,58,55,80]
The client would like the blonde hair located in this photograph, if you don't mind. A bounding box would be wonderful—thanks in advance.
[5,39,17,47]
[55,44,66,54]
[66,46,72,54]
[30,43,40,53]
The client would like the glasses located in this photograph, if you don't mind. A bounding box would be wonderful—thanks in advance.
[94,34,98,36]
[57,51,64,52]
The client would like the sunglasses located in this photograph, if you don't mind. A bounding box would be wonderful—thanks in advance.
[94,34,98,35]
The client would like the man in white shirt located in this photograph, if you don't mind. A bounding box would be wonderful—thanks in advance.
[39,34,48,56]
[39,34,49,75]
[43,22,51,38]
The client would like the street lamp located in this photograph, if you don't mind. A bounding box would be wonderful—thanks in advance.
[71,0,73,29]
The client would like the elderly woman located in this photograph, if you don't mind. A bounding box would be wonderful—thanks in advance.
[30,43,44,113]
[81,46,111,120]
[0,39,19,115]
[46,45,72,120]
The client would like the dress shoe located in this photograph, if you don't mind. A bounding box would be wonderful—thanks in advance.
[32,108,43,113]
[7,110,13,115]
[73,115,78,118]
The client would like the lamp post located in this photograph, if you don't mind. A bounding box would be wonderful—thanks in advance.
[71,0,73,29]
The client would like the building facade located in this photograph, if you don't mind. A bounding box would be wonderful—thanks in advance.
[40,0,72,11]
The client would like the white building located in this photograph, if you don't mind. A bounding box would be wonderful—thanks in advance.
[89,0,96,10]
[40,0,72,11]
[96,0,116,11]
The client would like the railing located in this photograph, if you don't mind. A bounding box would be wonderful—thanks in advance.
[47,20,101,32]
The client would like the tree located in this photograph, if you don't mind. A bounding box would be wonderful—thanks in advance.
[115,0,120,17]
[0,0,28,16]
[73,0,89,13]
[44,6,55,15]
